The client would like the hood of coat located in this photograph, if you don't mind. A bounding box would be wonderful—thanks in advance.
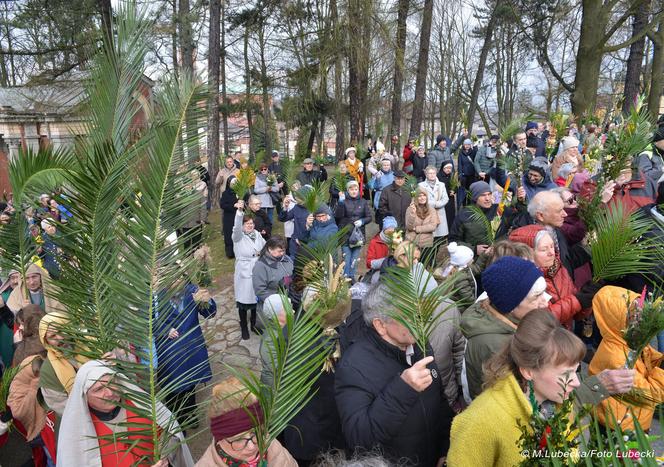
[592,286,638,344]
[260,252,293,269]
[460,300,518,340]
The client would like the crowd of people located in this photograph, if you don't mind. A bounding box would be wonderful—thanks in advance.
[0,117,663,466]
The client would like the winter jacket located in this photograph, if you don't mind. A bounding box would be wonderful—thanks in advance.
[427,134,463,170]
[635,148,664,183]
[589,286,664,431]
[411,154,429,181]
[297,167,327,186]
[268,161,283,177]
[214,166,238,192]
[335,327,450,466]
[437,264,477,312]
[373,170,395,209]
[195,439,296,467]
[366,233,390,270]
[429,302,466,405]
[307,217,339,249]
[457,147,477,180]
[448,374,533,467]
[473,144,497,175]
[521,169,557,202]
[419,179,449,237]
[560,206,587,246]
[461,300,518,399]
[329,174,354,211]
[251,208,272,239]
[449,204,499,253]
[252,253,294,316]
[253,174,280,209]
[335,194,372,242]
[155,283,217,393]
[378,183,412,228]
[232,212,266,304]
[405,205,439,248]
[580,172,657,216]
[402,145,414,174]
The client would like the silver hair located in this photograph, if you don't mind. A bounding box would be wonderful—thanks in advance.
[533,229,554,249]
[248,194,261,205]
[549,186,572,200]
[362,282,396,327]
[557,163,576,180]
[527,190,558,219]
[424,165,438,173]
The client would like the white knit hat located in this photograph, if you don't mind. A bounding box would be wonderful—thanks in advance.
[447,242,474,267]
[345,147,356,156]
[560,136,580,153]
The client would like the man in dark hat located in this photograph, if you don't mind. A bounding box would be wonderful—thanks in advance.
[378,169,412,229]
[525,121,546,158]
[297,158,328,186]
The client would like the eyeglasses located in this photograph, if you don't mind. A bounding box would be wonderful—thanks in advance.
[228,431,257,450]
[260,168,268,171]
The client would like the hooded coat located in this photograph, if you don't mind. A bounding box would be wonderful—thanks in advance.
[521,159,557,201]
[405,204,440,248]
[419,179,449,237]
[589,286,664,431]
[12,305,46,366]
[252,253,294,317]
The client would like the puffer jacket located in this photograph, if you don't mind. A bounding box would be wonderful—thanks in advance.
[509,224,583,329]
[473,144,497,175]
[429,301,466,405]
[589,286,664,431]
[335,194,372,242]
[405,204,439,248]
[335,327,450,466]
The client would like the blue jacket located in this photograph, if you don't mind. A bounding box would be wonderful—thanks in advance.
[155,283,217,393]
[373,171,395,209]
[307,217,339,248]
[279,204,310,241]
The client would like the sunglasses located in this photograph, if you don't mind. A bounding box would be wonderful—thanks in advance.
[564,195,576,205]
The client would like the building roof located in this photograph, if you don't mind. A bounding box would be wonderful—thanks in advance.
[0,83,86,116]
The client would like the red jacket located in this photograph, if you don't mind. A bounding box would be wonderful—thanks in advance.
[543,263,583,330]
[402,145,414,174]
[366,234,389,269]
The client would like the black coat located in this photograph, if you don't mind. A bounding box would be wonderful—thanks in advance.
[297,167,328,186]
[457,147,477,180]
[378,183,412,228]
[411,155,429,181]
[251,208,272,239]
[335,328,450,466]
[335,195,372,241]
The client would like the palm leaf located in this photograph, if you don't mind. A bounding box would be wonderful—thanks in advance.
[231,167,255,200]
[0,364,22,413]
[296,179,330,214]
[467,205,496,245]
[589,201,660,282]
[498,114,531,144]
[333,172,349,194]
[227,293,331,455]
[382,254,459,355]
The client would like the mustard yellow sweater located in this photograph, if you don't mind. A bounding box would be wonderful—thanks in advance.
[448,374,532,467]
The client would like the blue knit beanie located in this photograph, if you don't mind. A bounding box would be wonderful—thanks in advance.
[382,216,398,231]
[481,256,543,314]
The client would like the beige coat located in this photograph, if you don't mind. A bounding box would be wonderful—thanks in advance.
[195,439,297,467]
[405,204,440,248]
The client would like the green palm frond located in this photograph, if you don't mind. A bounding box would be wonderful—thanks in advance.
[0,364,22,413]
[231,167,255,200]
[227,293,331,455]
[467,205,496,245]
[296,179,330,213]
[589,202,659,282]
[333,172,349,194]
[602,98,652,182]
[499,114,531,144]
[382,257,458,355]
[405,175,419,197]
[280,157,300,193]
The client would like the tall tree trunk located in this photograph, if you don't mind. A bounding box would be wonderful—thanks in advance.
[348,0,362,144]
[179,0,199,161]
[171,0,179,82]
[466,0,501,132]
[258,20,271,159]
[648,18,664,120]
[389,0,410,151]
[331,0,345,161]
[622,0,651,114]
[207,0,220,193]
[221,0,230,157]
[306,122,317,156]
[97,0,113,45]
[409,0,433,139]
[244,28,254,158]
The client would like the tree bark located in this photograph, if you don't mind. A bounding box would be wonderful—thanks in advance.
[622,0,651,114]
[207,0,220,192]
[179,0,199,161]
[221,0,230,157]
[389,0,410,151]
[97,0,113,45]
[331,0,345,161]
[171,0,179,82]
[409,0,434,139]
[466,0,502,133]
[648,18,664,120]
[258,20,271,159]
[348,0,362,144]
[244,27,254,158]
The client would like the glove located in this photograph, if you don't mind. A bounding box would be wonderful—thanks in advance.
[353,219,362,227]
[575,281,604,309]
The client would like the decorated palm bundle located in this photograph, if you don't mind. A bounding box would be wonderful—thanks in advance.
[232,167,256,200]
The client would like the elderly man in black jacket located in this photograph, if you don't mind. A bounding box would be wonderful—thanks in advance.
[377,170,411,229]
[335,282,451,467]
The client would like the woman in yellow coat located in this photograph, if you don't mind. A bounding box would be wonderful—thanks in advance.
[588,286,664,431]
[448,309,586,467]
